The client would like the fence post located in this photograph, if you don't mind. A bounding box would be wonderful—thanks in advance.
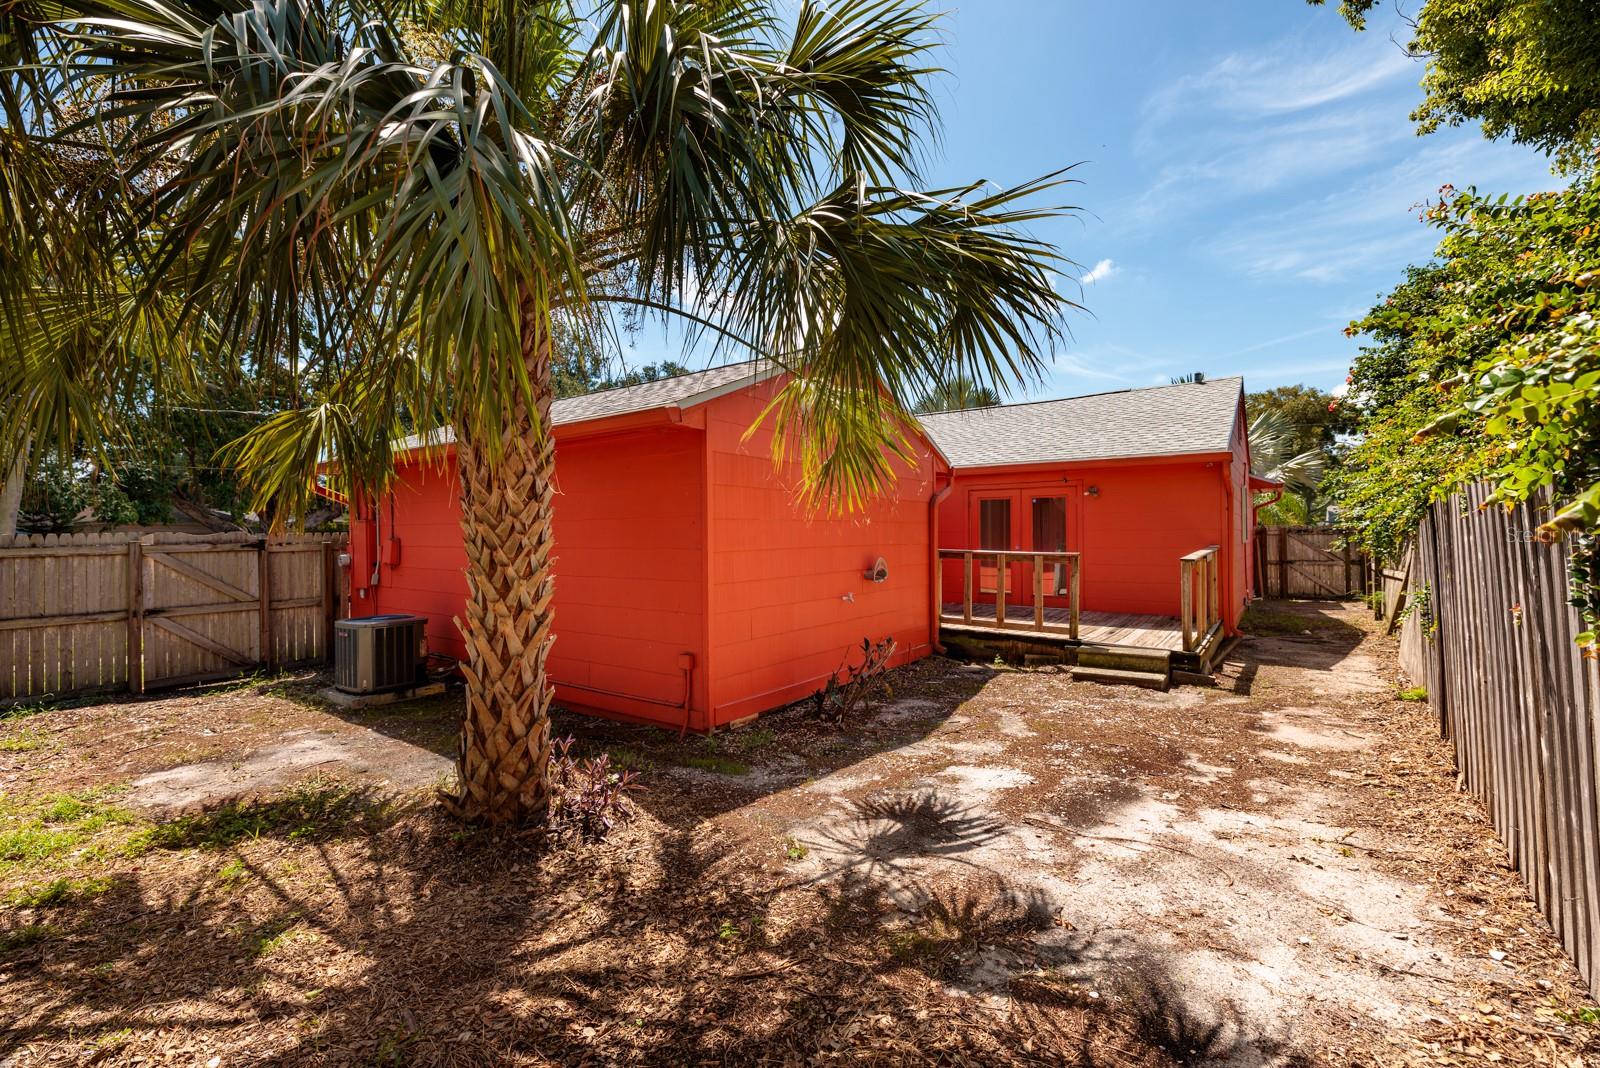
[258,542,273,670]
[322,540,337,661]
[1277,527,1289,598]
[126,540,144,695]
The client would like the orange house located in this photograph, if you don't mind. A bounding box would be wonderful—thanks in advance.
[921,376,1263,662]
[347,362,949,732]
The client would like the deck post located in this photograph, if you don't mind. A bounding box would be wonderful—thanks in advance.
[962,552,973,624]
[1069,555,1080,639]
[1206,549,1219,633]
[1180,558,1195,651]
[1032,554,1044,630]
[994,552,1007,629]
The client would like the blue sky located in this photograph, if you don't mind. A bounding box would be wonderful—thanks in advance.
[624,0,1564,401]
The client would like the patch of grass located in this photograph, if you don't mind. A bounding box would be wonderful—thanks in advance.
[0,824,81,868]
[0,726,46,752]
[1244,605,1370,640]
[1240,607,1321,635]
[131,780,386,852]
[0,923,55,954]
[0,789,142,873]
[887,929,944,964]
[1559,1005,1600,1027]
[4,875,113,909]
[40,795,88,821]
[1398,686,1428,702]
[248,918,305,958]
[680,754,750,776]
[733,726,774,752]
[0,702,54,722]
[607,747,654,773]
[782,835,808,862]
[216,859,250,887]
[91,1028,133,1051]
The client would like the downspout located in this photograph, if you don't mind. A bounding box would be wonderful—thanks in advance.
[929,471,955,655]
[1251,486,1283,601]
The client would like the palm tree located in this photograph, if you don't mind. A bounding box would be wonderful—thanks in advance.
[4,0,1079,827]
[1249,409,1327,525]
[912,374,1003,414]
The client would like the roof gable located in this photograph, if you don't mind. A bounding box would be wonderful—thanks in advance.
[917,376,1244,469]
[394,360,777,453]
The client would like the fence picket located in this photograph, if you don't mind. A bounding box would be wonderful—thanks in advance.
[0,532,346,704]
[1395,485,1600,997]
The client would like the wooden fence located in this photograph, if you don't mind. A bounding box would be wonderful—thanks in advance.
[0,531,347,703]
[1393,485,1600,997]
[1255,525,1366,599]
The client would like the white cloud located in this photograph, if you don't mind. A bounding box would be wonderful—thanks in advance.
[1143,37,1416,124]
[1080,258,1118,285]
[1119,32,1426,231]
[1212,136,1562,283]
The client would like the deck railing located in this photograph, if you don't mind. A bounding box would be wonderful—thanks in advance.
[937,549,1081,639]
[1179,546,1221,652]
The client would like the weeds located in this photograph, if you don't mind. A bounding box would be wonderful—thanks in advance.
[680,753,750,775]
[0,923,55,954]
[4,875,112,908]
[1398,686,1428,702]
[0,727,46,752]
[217,859,250,886]
[814,637,898,725]
[130,780,384,852]
[782,835,809,862]
[733,726,774,752]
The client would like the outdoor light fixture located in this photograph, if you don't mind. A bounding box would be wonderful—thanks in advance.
[1085,485,1100,497]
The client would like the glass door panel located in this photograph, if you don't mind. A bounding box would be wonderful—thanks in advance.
[976,496,1013,594]
[1031,496,1068,595]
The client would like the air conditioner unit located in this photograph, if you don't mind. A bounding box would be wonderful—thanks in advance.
[334,614,428,694]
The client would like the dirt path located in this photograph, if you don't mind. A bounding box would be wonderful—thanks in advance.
[1,601,1596,1066]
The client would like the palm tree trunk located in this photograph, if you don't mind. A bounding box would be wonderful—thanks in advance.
[442,293,557,827]
[0,436,30,538]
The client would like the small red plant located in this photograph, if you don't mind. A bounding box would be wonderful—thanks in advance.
[548,736,642,842]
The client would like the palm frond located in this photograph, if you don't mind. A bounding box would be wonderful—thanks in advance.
[1249,409,1326,494]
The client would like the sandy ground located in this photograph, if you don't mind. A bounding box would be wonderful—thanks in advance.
[1,601,1596,1066]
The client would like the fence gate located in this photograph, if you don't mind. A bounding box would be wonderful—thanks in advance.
[0,531,345,702]
[1255,525,1366,599]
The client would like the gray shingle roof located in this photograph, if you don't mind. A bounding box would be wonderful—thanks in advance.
[396,360,774,451]
[551,359,775,424]
[917,376,1243,469]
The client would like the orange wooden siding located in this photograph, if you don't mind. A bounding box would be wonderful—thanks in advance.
[352,424,709,728]
[699,382,939,725]
[348,382,940,731]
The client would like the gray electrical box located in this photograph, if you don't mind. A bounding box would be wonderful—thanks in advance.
[333,615,428,694]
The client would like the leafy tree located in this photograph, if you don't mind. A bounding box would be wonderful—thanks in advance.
[1245,384,1349,454]
[912,375,1003,414]
[1246,384,1351,521]
[1326,261,1496,561]
[1329,180,1600,642]
[1314,0,1600,172]
[4,0,1077,827]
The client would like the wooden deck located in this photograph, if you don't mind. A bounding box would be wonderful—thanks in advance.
[938,604,1185,652]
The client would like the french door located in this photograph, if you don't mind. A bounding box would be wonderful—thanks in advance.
[969,489,1074,605]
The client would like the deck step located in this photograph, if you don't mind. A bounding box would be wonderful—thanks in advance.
[1069,665,1171,691]
[1075,646,1172,674]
